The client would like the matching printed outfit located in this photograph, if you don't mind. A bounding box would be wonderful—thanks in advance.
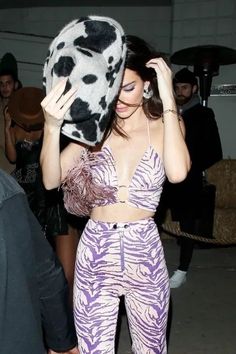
[63,121,170,353]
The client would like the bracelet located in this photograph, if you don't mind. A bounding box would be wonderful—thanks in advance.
[161,109,181,123]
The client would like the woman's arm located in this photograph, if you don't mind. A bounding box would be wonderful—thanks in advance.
[40,80,81,189]
[162,108,190,183]
[40,124,62,189]
[146,58,191,183]
[4,107,17,163]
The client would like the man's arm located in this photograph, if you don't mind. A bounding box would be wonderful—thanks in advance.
[200,108,223,170]
[27,198,78,352]
[4,107,17,163]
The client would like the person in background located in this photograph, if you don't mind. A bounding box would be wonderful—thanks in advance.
[164,68,222,288]
[0,168,79,354]
[40,27,190,353]
[5,87,46,226]
[0,53,21,173]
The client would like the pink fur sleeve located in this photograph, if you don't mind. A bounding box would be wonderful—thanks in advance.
[61,149,116,216]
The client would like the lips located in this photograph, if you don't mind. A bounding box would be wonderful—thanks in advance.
[116,106,127,113]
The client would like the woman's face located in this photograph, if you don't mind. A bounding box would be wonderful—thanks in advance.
[115,68,146,118]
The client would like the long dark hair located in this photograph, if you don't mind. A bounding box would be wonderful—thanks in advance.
[104,35,167,140]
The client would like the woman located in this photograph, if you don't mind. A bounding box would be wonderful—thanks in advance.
[41,35,190,354]
[4,93,45,226]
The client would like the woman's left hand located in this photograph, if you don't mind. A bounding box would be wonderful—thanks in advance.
[146,58,175,103]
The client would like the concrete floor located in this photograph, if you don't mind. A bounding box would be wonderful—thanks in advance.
[116,238,236,354]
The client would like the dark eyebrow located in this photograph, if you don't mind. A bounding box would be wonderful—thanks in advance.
[121,81,135,89]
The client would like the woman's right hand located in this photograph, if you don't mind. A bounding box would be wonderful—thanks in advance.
[41,79,78,129]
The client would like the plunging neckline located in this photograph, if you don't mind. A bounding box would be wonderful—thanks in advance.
[102,144,163,189]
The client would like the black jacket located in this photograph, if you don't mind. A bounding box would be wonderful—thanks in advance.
[162,103,222,219]
[0,169,77,353]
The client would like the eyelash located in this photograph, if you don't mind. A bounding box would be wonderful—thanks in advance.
[123,86,135,92]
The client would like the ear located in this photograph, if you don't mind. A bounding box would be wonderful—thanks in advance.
[144,81,150,90]
[14,81,19,90]
[192,84,198,94]
[143,81,153,99]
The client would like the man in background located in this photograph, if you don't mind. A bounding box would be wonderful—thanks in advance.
[0,53,21,172]
[163,68,222,288]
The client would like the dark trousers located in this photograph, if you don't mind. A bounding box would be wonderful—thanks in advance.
[178,219,198,272]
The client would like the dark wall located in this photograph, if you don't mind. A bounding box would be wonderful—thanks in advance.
[0,0,172,8]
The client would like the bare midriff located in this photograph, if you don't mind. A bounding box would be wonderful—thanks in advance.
[90,202,155,223]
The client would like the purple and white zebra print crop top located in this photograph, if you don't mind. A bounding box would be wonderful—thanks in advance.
[62,123,166,217]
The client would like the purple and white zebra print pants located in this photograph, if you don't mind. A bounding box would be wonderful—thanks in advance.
[74,217,170,354]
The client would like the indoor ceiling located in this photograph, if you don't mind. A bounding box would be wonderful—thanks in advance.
[0,0,172,8]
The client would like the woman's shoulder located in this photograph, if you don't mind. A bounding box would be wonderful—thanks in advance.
[62,140,86,155]
[61,140,89,167]
[149,117,164,154]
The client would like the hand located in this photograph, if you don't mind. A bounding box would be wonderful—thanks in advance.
[48,346,79,354]
[146,58,175,103]
[41,79,78,129]
[4,106,12,130]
